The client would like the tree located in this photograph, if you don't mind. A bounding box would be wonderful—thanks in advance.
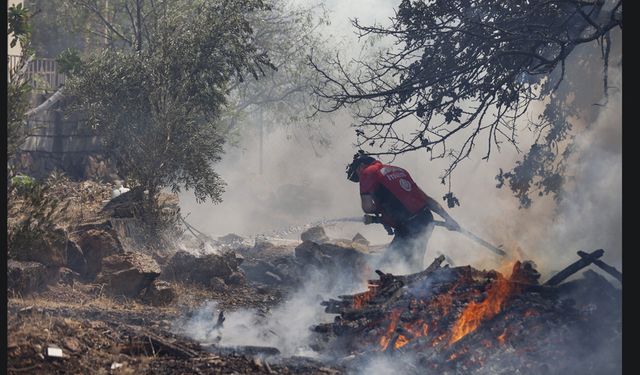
[312,0,622,207]
[7,3,34,161]
[63,0,275,205]
[215,0,336,165]
[224,0,332,128]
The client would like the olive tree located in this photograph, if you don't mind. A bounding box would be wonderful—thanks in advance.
[64,0,275,204]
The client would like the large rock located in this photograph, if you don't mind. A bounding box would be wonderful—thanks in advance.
[101,189,179,219]
[295,241,370,282]
[70,223,124,280]
[142,280,176,306]
[96,252,161,297]
[300,226,330,244]
[241,259,298,285]
[58,267,81,286]
[12,226,68,267]
[100,187,145,218]
[352,233,370,247]
[226,271,246,286]
[65,239,87,275]
[209,277,227,292]
[160,250,240,286]
[8,260,59,297]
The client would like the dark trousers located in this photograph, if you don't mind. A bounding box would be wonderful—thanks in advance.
[385,210,435,272]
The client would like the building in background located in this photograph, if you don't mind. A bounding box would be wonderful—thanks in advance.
[8,0,110,180]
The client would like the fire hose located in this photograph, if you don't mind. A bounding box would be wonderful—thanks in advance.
[361,214,507,257]
[190,214,506,258]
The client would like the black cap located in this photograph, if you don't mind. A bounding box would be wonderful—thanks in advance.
[346,150,376,182]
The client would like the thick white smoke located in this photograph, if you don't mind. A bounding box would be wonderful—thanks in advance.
[176,267,366,357]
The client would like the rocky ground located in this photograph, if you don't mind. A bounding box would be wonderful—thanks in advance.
[7,178,352,374]
[7,237,353,374]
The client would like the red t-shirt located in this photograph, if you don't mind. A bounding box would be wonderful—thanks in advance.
[359,161,430,226]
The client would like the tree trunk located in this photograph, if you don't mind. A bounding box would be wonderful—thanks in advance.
[136,0,143,52]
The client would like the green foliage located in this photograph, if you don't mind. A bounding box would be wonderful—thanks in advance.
[56,48,83,75]
[10,174,37,196]
[8,3,31,48]
[7,173,71,260]
[7,80,32,160]
[7,3,34,162]
[496,94,575,208]
[65,0,275,204]
[25,0,100,58]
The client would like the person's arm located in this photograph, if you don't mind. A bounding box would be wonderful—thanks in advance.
[361,194,378,214]
[422,194,460,230]
[358,167,380,214]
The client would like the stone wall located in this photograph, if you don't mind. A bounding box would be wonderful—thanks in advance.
[14,94,114,180]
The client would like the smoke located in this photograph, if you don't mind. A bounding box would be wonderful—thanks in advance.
[348,353,421,375]
[176,266,366,357]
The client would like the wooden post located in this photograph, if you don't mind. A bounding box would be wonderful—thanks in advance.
[544,249,604,286]
[577,250,622,284]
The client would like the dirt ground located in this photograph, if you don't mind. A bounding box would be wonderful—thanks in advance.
[7,178,343,374]
[7,279,342,374]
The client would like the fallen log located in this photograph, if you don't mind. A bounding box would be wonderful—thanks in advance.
[400,255,446,284]
[124,325,199,358]
[342,307,385,321]
[577,250,622,284]
[322,255,449,316]
[544,249,604,286]
[205,345,281,357]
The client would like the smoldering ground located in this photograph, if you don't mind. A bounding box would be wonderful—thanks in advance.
[174,266,368,358]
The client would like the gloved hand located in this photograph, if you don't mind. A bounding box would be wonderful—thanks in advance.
[363,214,378,225]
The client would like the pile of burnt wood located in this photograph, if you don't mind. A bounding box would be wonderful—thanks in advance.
[312,250,621,375]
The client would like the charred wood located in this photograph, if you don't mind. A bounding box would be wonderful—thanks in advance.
[577,250,622,284]
[124,324,199,358]
[544,249,604,286]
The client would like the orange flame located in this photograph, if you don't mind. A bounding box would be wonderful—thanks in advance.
[448,346,469,361]
[379,309,401,351]
[353,287,377,309]
[432,279,462,316]
[448,276,513,345]
[433,293,454,316]
[497,329,508,345]
[404,320,429,337]
[394,321,429,349]
[395,334,410,349]
[432,332,448,347]
[378,309,431,351]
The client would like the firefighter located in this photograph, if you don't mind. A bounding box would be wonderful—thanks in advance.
[346,151,460,271]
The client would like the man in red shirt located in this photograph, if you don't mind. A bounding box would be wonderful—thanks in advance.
[346,152,460,271]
